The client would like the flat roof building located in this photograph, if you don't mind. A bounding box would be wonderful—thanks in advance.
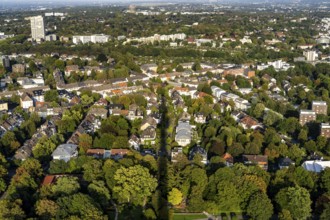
[299,110,316,126]
[312,101,327,115]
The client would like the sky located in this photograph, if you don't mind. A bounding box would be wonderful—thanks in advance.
[0,0,327,7]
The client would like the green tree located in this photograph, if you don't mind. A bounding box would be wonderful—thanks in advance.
[275,186,312,220]
[79,133,93,153]
[88,180,110,208]
[176,65,184,72]
[217,181,241,212]
[35,199,59,220]
[54,60,65,71]
[52,176,80,197]
[253,103,265,118]
[33,136,57,161]
[0,199,25,220]
[192,62,202,71]
[321,168,330,192]
[44,90,59,102]
[96,53,107,63]
[83,159,104,182]
[81,94,94,106]
[246,192,273,220]
[168,188,183,206]
[113,165,157,206]
[56,193,105,219]
[263,110,281,126]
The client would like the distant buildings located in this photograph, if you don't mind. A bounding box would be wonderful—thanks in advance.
[299,110,316,126]
[257,60,293,72]
[72,35,109,44]
[1,56,10,71]
[126,33,186,44]
[45,34,57,42]
[12,64,25,73]
[321,123,330,138]
[312,101,327,115]
[0,101,8,112]
[303,50,318,62]
[30,16,45,41]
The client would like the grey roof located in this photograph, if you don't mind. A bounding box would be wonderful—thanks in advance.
[176,121,191,133]
[175,129,191,139]
[175,121,192,139]
[52,144,78,161]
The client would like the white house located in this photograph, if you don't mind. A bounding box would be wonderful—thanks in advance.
[20,93,34,109]
[51,144,78,162]
[302,160,330,173]
[175,121,192,147]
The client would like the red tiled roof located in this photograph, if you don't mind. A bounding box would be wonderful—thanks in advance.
[111,149,130,155]
[42,175,56,186]
[87,149,105,155]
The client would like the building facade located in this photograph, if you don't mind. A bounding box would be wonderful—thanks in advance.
[321,123,330,138]
[312,101,327,115]
[30,16,45,40]
[299,110,316,126]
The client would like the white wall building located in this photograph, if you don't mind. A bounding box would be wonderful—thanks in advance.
[72,34,109,44]
[303,50,318,62]
[30,16,45,41]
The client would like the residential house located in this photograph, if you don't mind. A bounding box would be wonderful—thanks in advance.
[14,119,58,160]
[52,144,78,162]
[129,134,141,150]
[189,146,208,164]
[95,98,108,107]
[42,175,61,186]
[141,126,156,145]
[20,93,34,109]
[0,101,8,112]
[84,66,104,76]
[110,149,130,160]
[109,104,124,115]
[88,107,108,119]
[31,89,45,103]
[302,160,330,172]
[239,115,262,130]
[35,102,64,118]
[278,157,295,169]
[194,112,206,124]
[222,153,234,167]
[86,149,111,159]
[16,76,45,89]
[141,63,158,73]
[242,155,268,170]
[141,117,157,131]
[127,104,143,121]
[175,121,192,147]
[12,64,25,73]
[65,65,80,76]
[149,112,161,124]
[171,147,183,163]
[180,111,191,122]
